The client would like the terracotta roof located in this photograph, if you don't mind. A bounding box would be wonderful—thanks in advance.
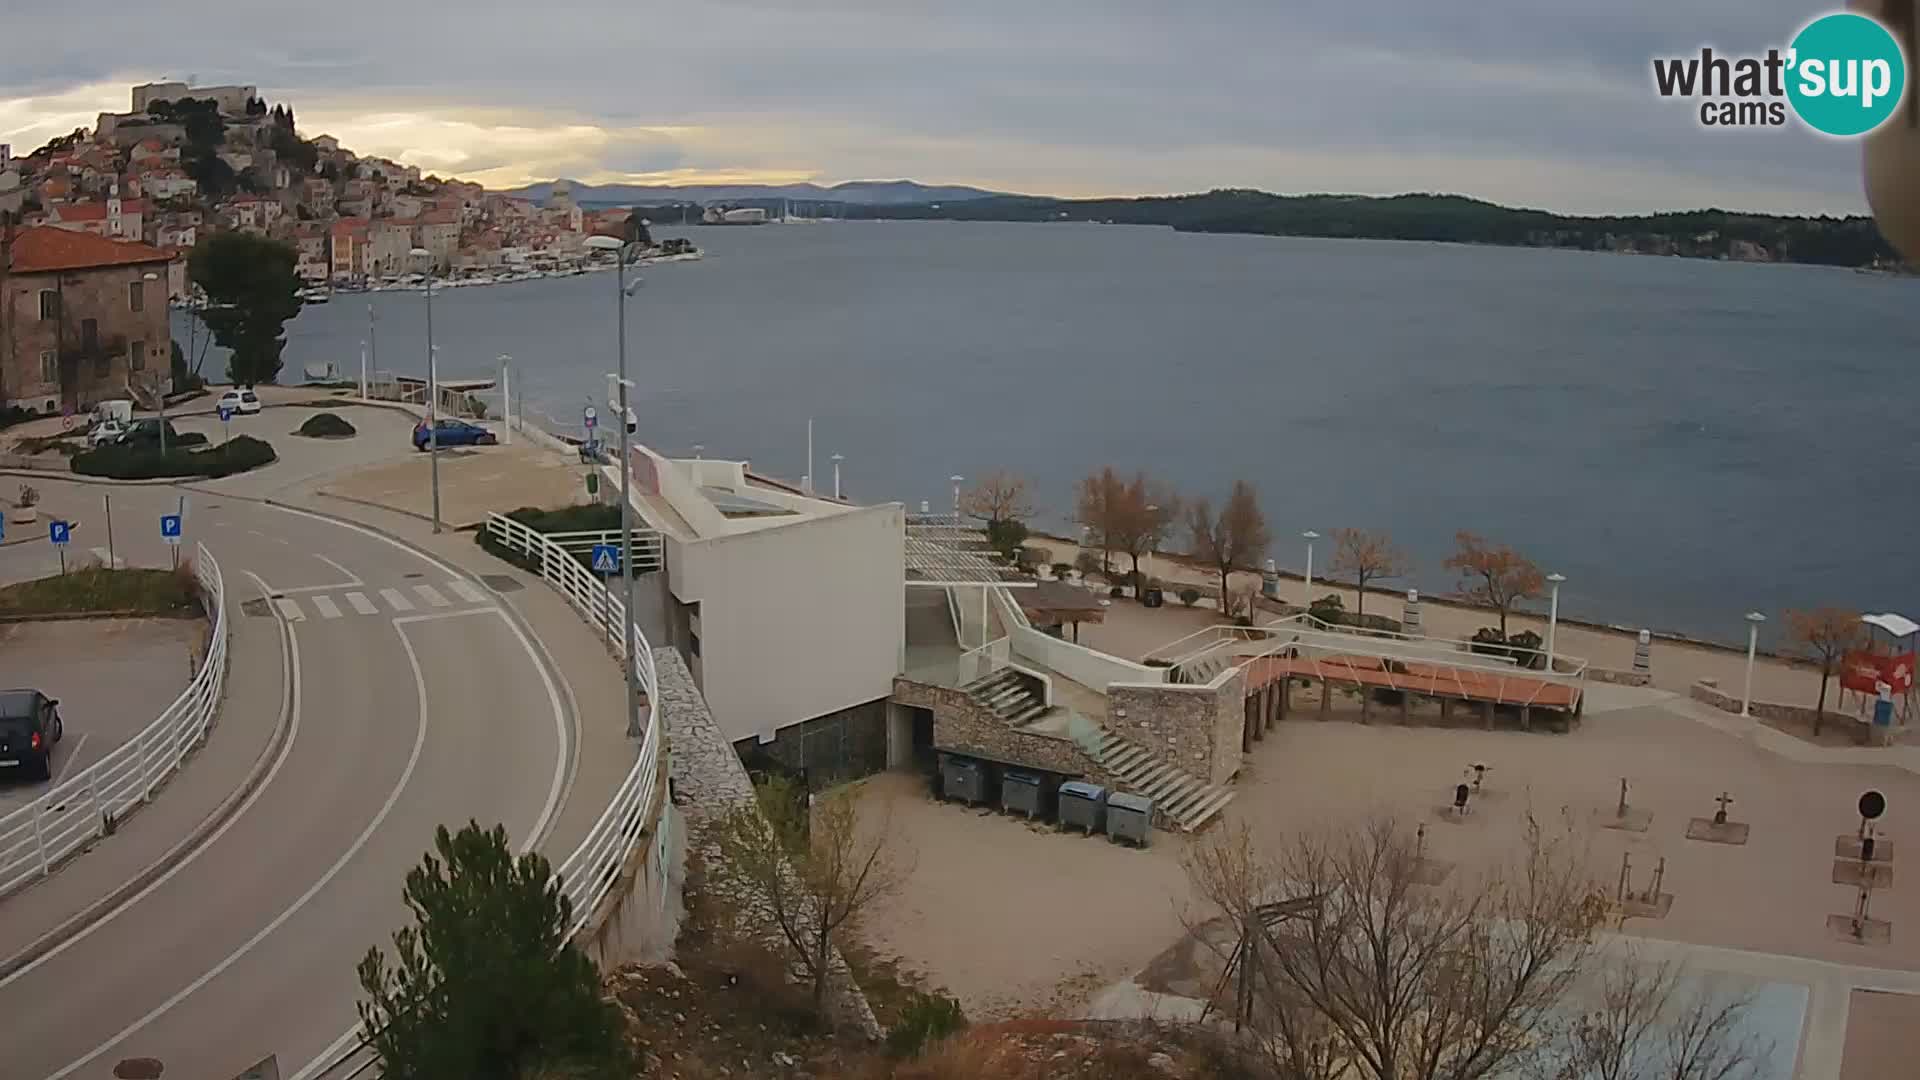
[6,225,173,273]
[53,200,148,221]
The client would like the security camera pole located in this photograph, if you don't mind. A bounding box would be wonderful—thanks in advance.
[586,232,645,737]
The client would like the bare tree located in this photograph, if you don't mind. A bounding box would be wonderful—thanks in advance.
[1443,531,1547,638]
[709,776,906,1017]
[1549,948,1765,1080]
[1783,607,1864,735]
[1110,472,1180,585]
[959,469,1034,526]
[1188,481,1271,620]
[1329,528,1410,625]
[1075,467,1126,575]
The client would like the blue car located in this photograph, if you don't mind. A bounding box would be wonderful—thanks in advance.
[413,419,498,451]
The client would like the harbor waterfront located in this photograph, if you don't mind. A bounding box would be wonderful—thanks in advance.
[205,219,1920,644]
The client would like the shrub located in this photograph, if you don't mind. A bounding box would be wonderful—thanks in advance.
[1178,587,1201,606]
[295,411,357,438]
[1109,585,1126,598]
[72,434,276,479]
[1051,562,1074,580]
[986,518,1029,560]
[1309,593,1346,626]
[1508,629,1545,668]
[1074,551,1102,579]
[886,992,968,1058]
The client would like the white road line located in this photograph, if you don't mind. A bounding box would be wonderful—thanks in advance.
[0,570,302,991]
[47,601,433,1080]
[412,583,451,608]
[273,597,305,621]
[313,554,362,586]
[309,595,342,620]
[378,587,414,612]
[344,591,379,616]
[50,733,92,785]
[446,578,488,604]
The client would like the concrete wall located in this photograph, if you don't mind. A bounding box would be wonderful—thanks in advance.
[893,676,1111,785]
[670,503,905,744]
[1010,622,1165,692]
[1108,666,1247,787]
[1589,667,1653,687]
[1690,678,1862,733]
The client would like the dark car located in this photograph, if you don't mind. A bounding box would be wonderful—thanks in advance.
[412,418,497,451]
[116,418,199,449]
[0,689,64,782]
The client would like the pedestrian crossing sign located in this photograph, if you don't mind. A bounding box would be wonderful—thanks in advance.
[591,544,620,574]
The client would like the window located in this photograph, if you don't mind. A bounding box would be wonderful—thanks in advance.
[129,280,144,312]
[130,339,145,371]
[38,290,58,321]
[94,353,110,378]
[80,318,97,352]
[39,351,56,385]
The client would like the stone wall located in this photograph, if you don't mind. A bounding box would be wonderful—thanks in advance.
[1108,666,1247,787]
[892,676,1107,783]
[1589,667,1653,687]
[1690,677,1833,730]
[661,650,882,1039]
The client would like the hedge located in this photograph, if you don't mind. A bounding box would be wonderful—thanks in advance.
[73,435,277,480]
[296,412,357,438]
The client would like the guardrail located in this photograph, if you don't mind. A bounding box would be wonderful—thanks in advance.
[484,512,657,699]
[0,542,227,899]
[539,528,665,573]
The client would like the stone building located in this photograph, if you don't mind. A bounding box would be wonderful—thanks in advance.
[0,226,172,412]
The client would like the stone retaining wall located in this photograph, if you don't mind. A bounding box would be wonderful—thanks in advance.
[1690,678,1826,728]
[1589,667,1653,687]
[1108,667,1247,786]
[892,676,1111,785]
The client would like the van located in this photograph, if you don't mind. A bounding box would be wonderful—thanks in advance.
[92,399,134,427]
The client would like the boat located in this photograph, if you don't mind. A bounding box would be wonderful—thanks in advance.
[298,286,331,303]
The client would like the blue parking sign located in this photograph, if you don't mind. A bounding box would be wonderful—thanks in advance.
[161,514,183,544]
[219,406,235,422]
[49,520,71,545]
[590,544,620,574]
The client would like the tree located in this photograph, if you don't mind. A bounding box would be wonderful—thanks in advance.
[1074,466,1127,575]
[355,821,629,1080]
[960,470,1034,527]
[710,775,905,1017]
[1330,528,1409,624]
[1551,948,1765,1080]
[1188,480,1270,619]
[1110,472,1179,585]
[1443,531,1546,638]
[189,232,303,385]
[1783,608,1864,735]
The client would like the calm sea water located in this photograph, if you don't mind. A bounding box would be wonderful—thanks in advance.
[196,221,1920,644]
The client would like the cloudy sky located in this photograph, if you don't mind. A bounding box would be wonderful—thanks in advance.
[0,1,1881,214]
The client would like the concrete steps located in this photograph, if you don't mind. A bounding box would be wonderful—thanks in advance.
[963,669,1050,727]
[1086,730,1235,832]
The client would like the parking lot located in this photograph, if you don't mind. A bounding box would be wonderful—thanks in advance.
[0,618,203,815]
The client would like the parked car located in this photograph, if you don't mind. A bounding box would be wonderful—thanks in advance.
[87,419,130,447]
[0,689,64,783]
[413,418,497,450]
[217,388,263,415]
[116,418,187,449]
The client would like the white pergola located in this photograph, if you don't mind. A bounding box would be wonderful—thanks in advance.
[904,521,1034,650]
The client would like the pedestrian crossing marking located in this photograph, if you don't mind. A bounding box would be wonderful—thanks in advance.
[446,579,488,604]
[310,595,342,620]
[345,592,379,615]
[412,584,451,608]
[379,588,414,612]
[274,598,305,621]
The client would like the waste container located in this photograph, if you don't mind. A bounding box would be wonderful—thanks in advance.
[1106,792,1154,847]
[940,754,987,806]
[1000,768,1045,819]
[1058,780,1107,835]
[1142,588,1164,608]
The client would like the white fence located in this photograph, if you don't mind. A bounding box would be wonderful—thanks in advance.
[0,542,228,899]
[483,512,658,699]
[540,528,664,574]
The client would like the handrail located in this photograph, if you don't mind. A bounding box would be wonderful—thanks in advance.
[0,542,228,899]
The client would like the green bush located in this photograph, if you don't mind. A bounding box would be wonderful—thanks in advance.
[0,565,202,616]
[1178,587,1201,607]
[474,503,643,576]
[295,411,357,438]
[72,434,276,479]
[1308,593,1346,625]
[886,992,968,1058]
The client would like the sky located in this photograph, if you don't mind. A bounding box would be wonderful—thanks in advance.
[0,1,1885,215]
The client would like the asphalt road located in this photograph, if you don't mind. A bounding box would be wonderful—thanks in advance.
[0,478,572,1080]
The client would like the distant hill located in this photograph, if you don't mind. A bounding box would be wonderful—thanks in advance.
[503,178,1007,207]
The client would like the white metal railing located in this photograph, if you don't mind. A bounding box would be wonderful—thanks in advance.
[957,635,1011,685]
[0,542,228,899]
[539,528,664,573]
[484,512,657,699]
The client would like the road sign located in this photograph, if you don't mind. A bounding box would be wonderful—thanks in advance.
[48,520,71,546]
[583,406,597,429]
[160,514,183,544]
[590,544,620,574]
[218,406,235,423]
[0,515,6,543]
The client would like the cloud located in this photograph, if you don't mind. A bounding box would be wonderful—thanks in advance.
[0,1,1878,213]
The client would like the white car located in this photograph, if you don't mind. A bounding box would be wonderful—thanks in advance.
[86,419,130,446]
[217,389,263,416]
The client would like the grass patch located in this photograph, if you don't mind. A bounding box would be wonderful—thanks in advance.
[0,565,203,617]
[473,503,629,574]
[13,433,85,457]
[295,412,357,438]
[72,434,276,480]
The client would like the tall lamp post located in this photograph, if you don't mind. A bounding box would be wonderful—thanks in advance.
[950,475,964,521]
[409,248,441,533]
[585,234,645,738]
[1545,572,1566,671]
[1741,611,1767,717]
[1301,530,1320,606]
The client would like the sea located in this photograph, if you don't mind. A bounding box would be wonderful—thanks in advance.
[180,220,1920,646]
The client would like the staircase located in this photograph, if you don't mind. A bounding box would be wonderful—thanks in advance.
[1076,725,1235,832]
[963,669,1051,727]
[1173,653,1230,685]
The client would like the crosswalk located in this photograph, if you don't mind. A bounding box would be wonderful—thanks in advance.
[269,580,493,622]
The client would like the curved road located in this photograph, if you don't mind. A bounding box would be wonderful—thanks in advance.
[0,485,574,1080]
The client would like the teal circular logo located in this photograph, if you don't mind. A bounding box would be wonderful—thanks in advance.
[1786,12,1908,136]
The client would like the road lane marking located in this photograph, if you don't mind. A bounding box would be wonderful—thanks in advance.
[379,587,414,612]
[273,597,305,621]
[0,570,302,991]
[344,591,379,616]
[50,733,92,784]
[412,583,451,608]
[447,578,488,604]
[314,553,362,586]
[47,604,432,1080]
[309,595,342,620]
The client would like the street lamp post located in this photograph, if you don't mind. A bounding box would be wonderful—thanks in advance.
[1741,611,1767,717]
[586,234,645,738]
[950,475,964,521]
[497,354,512,444]
[831,453,844,500]
[1545,572,1566,671]
[1145,504,1160,580]
[1302,530,1320,606]
[410,249,441,533]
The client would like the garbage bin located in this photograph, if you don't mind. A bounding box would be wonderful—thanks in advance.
[940,754,987,807]
[1142,588,1164,608]
[1000,768,1045,819]
[1058,780,1107,835]
[1106,792,1154,847]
